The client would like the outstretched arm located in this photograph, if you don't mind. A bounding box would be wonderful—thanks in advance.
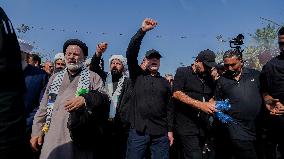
[126,18,158,80]
[89,42,108,81]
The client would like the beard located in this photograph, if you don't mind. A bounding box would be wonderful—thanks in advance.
[54,67,65,73]
[111,68,122,77]
[66,60,84,71]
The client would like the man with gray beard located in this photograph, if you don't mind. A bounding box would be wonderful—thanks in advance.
[30,39,107,159]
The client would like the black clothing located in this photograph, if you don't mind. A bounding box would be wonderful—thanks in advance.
[215,68,262,141]
[172,66,215,159]
[214,137,258,159]
[260,55,284,128]
[67,90,109,149]
[0,7,31,159]
[260,55,284,158]
[89,54,107,82]
[126,28,173,135]
[172,66,215,136]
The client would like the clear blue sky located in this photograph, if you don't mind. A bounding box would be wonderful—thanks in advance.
[1,0,283,75]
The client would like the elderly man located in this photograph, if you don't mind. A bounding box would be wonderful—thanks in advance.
[125,18,174,159]
[53,52,66,73]
[43,60,54,77]
[30,39,107,159]
[90,42,131,159]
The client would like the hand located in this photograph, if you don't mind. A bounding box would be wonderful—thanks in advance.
[266,99,284,115]
[96,42,108,56]
[198,101,217,114]
[275,102,284,115]
[64,96,86,112]
[168,132,174,146]
[141,18,157,32]
[30,135,43,152]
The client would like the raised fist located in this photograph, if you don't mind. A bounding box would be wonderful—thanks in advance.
[96,42,108,56]
[141,18,157,32]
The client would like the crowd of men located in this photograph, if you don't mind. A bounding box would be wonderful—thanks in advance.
[1,6,284,159]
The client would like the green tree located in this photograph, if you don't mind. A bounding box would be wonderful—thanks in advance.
[244,24,279,70]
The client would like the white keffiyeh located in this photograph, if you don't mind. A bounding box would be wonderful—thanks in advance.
[106,73,126,119]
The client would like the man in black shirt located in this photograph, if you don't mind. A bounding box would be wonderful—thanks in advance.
[260,26,284,159]
[172,49,217,159]
[214,49,262,159]
[125,18,174,159]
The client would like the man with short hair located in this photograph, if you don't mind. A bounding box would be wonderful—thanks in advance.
[260,26,284,158]
[125,18,174,159]
[214,49,262,159]
[28,53,42,67]
[172,49,217,159]
[30,39,107,159]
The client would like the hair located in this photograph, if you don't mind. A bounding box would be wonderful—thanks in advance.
[223,49,242,60]
[278,26,284,36]
[30,53,41,65]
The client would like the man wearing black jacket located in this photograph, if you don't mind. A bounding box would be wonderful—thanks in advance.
[125,18,174,159]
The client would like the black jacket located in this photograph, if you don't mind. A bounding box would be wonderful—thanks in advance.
[67,90,110,149]
[0,7,30,158]
[126,28,174,135]
[89,54,107,82]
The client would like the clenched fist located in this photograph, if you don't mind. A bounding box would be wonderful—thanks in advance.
[141,18,157,32]
[96,42,108,57]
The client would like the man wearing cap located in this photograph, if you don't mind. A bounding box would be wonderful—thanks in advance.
[53,52,66,73]
[30,39,107,159]
[213,49,262,159]
[172,49,217,159]
[125,18,174,159]
[90,42,132,159]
